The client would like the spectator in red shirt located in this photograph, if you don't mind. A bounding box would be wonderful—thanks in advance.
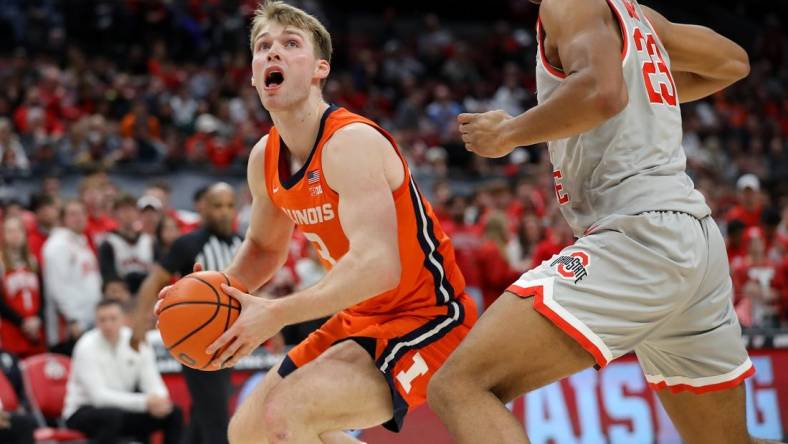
[777,205,788,255]
[733,236,785,327]
[779,256,788,326]
[12,88,64,139]
[185,114,239,168]
[0,217,45,357]
[440,195,483,313]
[476,212,522,309]
[79,176,117,249]
[726,219,748,267]
[143,182,200,234]
[732,235,783,328]
[726,173,764,228]
[530,216,575,270]
[26,193,59,265]
[743,207,783,262]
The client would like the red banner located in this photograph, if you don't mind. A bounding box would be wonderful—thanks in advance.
[361,350,787,443]
[159,350,786,443]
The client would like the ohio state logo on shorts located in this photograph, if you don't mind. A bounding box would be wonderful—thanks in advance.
[550,251,590,284]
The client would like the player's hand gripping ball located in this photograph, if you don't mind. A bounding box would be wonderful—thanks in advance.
[157,271,247,370]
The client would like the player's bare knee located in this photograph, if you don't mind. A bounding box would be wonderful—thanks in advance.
[428,366,465,410]
[227,411,259,444]
[258,386,309,443]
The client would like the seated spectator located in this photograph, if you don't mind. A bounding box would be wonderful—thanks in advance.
[0,349,36,444]
[40,176,62,207]
[120,101,163,162]
[63,299,182,444]
[732,235,784,328]
[476,212,522,309]
[0,403,35,444]
[144,181,199,233]
[778,204,788,254]
[138,195,163,237]
[743,207,783,262]
[727,219,748,266]
[726,174,763,228]
[0,217,45,357]
[514,214,542,270]
[102,278,132,304]
[0,118,30,174]
[530,216,574,270]
[42,200,101,355]
[26,193,59,265]
[98,194,154,294]
[79,175,117,249]
[185,114,239,168]
[154,215,181,263]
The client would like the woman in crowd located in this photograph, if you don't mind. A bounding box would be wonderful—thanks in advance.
[0,217,45,357]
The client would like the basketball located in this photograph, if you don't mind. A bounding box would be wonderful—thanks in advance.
[157,271,246,370]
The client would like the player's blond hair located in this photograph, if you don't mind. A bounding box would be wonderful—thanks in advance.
[250,1,332,87]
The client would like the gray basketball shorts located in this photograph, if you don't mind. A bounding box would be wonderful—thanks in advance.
[507,211,754,393]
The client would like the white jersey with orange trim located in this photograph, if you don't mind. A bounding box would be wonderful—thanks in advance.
[536,0,710,237]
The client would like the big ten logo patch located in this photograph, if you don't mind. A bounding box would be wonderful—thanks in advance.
[551,251,590,284]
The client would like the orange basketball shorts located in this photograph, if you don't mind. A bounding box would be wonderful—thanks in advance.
[277,293,477,432]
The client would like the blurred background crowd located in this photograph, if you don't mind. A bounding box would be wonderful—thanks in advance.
[0,0,785,374]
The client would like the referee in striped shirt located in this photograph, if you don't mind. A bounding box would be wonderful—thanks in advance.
[132,182,242,444]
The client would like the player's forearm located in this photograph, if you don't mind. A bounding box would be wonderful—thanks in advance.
[134,270,170,327]
[273,249,401,325]
[224,238,287,292]
[500,71,627,149]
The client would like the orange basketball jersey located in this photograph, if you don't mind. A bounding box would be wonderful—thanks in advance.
[263,106,466,315]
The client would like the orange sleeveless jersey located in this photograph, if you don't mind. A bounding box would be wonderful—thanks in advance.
[263,106,466,315]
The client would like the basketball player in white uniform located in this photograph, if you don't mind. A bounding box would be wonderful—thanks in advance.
[426,0,774,443]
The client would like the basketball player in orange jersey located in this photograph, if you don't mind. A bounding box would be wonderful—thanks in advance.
[154,2,476,443]
[428,0,780,444]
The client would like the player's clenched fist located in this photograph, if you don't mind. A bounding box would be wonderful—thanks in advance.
[457,110,514,158]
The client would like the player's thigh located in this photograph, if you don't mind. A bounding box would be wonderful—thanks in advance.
[437,292,595,402]
[656,383,751,444]
[231,362,284,426]
[267,339,393,431]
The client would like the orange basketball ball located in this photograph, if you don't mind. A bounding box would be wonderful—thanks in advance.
[157,271,246,370]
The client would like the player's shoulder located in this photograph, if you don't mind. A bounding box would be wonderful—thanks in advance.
[249,134,271,163]
[324,122,393,160]
[246,134,273,188]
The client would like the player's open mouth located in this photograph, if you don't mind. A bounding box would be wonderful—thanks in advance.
[264,68,285,90]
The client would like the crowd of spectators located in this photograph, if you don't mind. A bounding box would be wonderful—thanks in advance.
[0,0,785,403]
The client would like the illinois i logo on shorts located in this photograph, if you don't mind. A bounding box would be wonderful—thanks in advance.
[550,251,590,283]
